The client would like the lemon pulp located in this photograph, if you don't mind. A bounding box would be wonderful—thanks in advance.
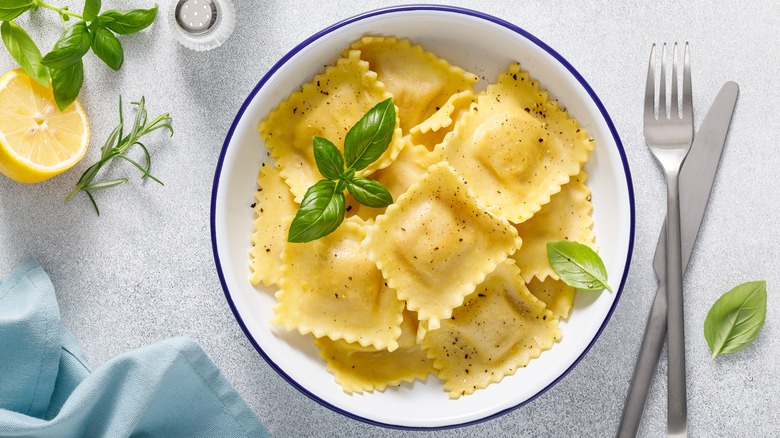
[0,69,89,183]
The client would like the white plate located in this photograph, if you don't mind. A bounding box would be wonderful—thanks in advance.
[211,5,634,429]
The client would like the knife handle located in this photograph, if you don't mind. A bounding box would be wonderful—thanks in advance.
[617,282,668,438]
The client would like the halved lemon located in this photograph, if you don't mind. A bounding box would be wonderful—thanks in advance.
[0,69,90,183]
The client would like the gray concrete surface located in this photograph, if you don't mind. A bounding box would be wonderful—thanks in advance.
[1,1,777,436]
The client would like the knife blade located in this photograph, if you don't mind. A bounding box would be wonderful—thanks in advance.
[618,81,739,438]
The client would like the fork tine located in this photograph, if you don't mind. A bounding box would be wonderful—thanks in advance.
[671,43,679,118]
[659,43,667,119]
[682,43,693,121]
[645,44,656,120]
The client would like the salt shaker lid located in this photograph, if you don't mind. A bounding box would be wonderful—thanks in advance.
[168,0,235,51]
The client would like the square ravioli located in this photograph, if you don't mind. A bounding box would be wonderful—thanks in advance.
[421,261,561,398]
[314,309,434,394]
[362,162,521,330]
[249,162,298,287]
[436,63,593,223]
[409,90,476,151]
[526,276,577,319]
[349,138,437,221]
[510,170,596,283]
[273,217,404,351]
[258,50,404,202]
[348,36,479,134]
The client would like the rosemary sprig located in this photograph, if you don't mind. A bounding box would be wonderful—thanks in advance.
[65,96,173,215]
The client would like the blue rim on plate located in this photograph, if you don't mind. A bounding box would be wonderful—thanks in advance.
[211,4,635,430]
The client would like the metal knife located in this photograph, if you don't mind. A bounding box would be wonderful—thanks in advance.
[617,81,739,437]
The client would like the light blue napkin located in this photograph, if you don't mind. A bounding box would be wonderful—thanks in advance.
[0,257,268,438]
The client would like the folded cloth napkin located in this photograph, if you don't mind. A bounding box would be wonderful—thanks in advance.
[0,257,268,438]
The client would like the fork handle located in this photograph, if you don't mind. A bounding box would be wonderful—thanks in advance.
[666,170,687,437]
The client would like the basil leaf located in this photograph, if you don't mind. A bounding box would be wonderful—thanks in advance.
[91,27,123,70]
[50,60,84,111]
[343,98,396,172]
[546,240,611,291]
[0,8,30,21]
[41,22,91,69]
[288,180,345,243]
[83,0,102,22]
[704,280,767,358]
[312,136,344,180]
[346,177,393,208]
[0,0,33,21]
[97,6,158,35]
[1,21,49,86]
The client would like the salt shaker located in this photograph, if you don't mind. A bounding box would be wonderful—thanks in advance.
[168,0,235,51]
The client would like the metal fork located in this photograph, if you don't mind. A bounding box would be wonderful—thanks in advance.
[644,42,693,437]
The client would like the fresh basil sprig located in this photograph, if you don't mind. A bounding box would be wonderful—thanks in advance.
[704,280,767,358]
[547,240,612,291]
[0,1,158,110]
[287,98,396,243]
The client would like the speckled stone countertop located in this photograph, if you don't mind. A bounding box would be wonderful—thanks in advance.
[1,1,778,436]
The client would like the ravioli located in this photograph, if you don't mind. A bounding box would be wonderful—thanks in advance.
[254,37,603,398]
[436,63,593,223]
[526,276,577,319]
[510,171,596,282]
[273,217,404,351]
[362,162,521,330]
[249,163,298,287]
[409,90,476,150]
[350,138,437,221]
[348,36,478,134]
[315,309,434,394]
[421,261,561,398]
[259,50,404,202]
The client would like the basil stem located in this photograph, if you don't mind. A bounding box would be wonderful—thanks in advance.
[35,1,83,20]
